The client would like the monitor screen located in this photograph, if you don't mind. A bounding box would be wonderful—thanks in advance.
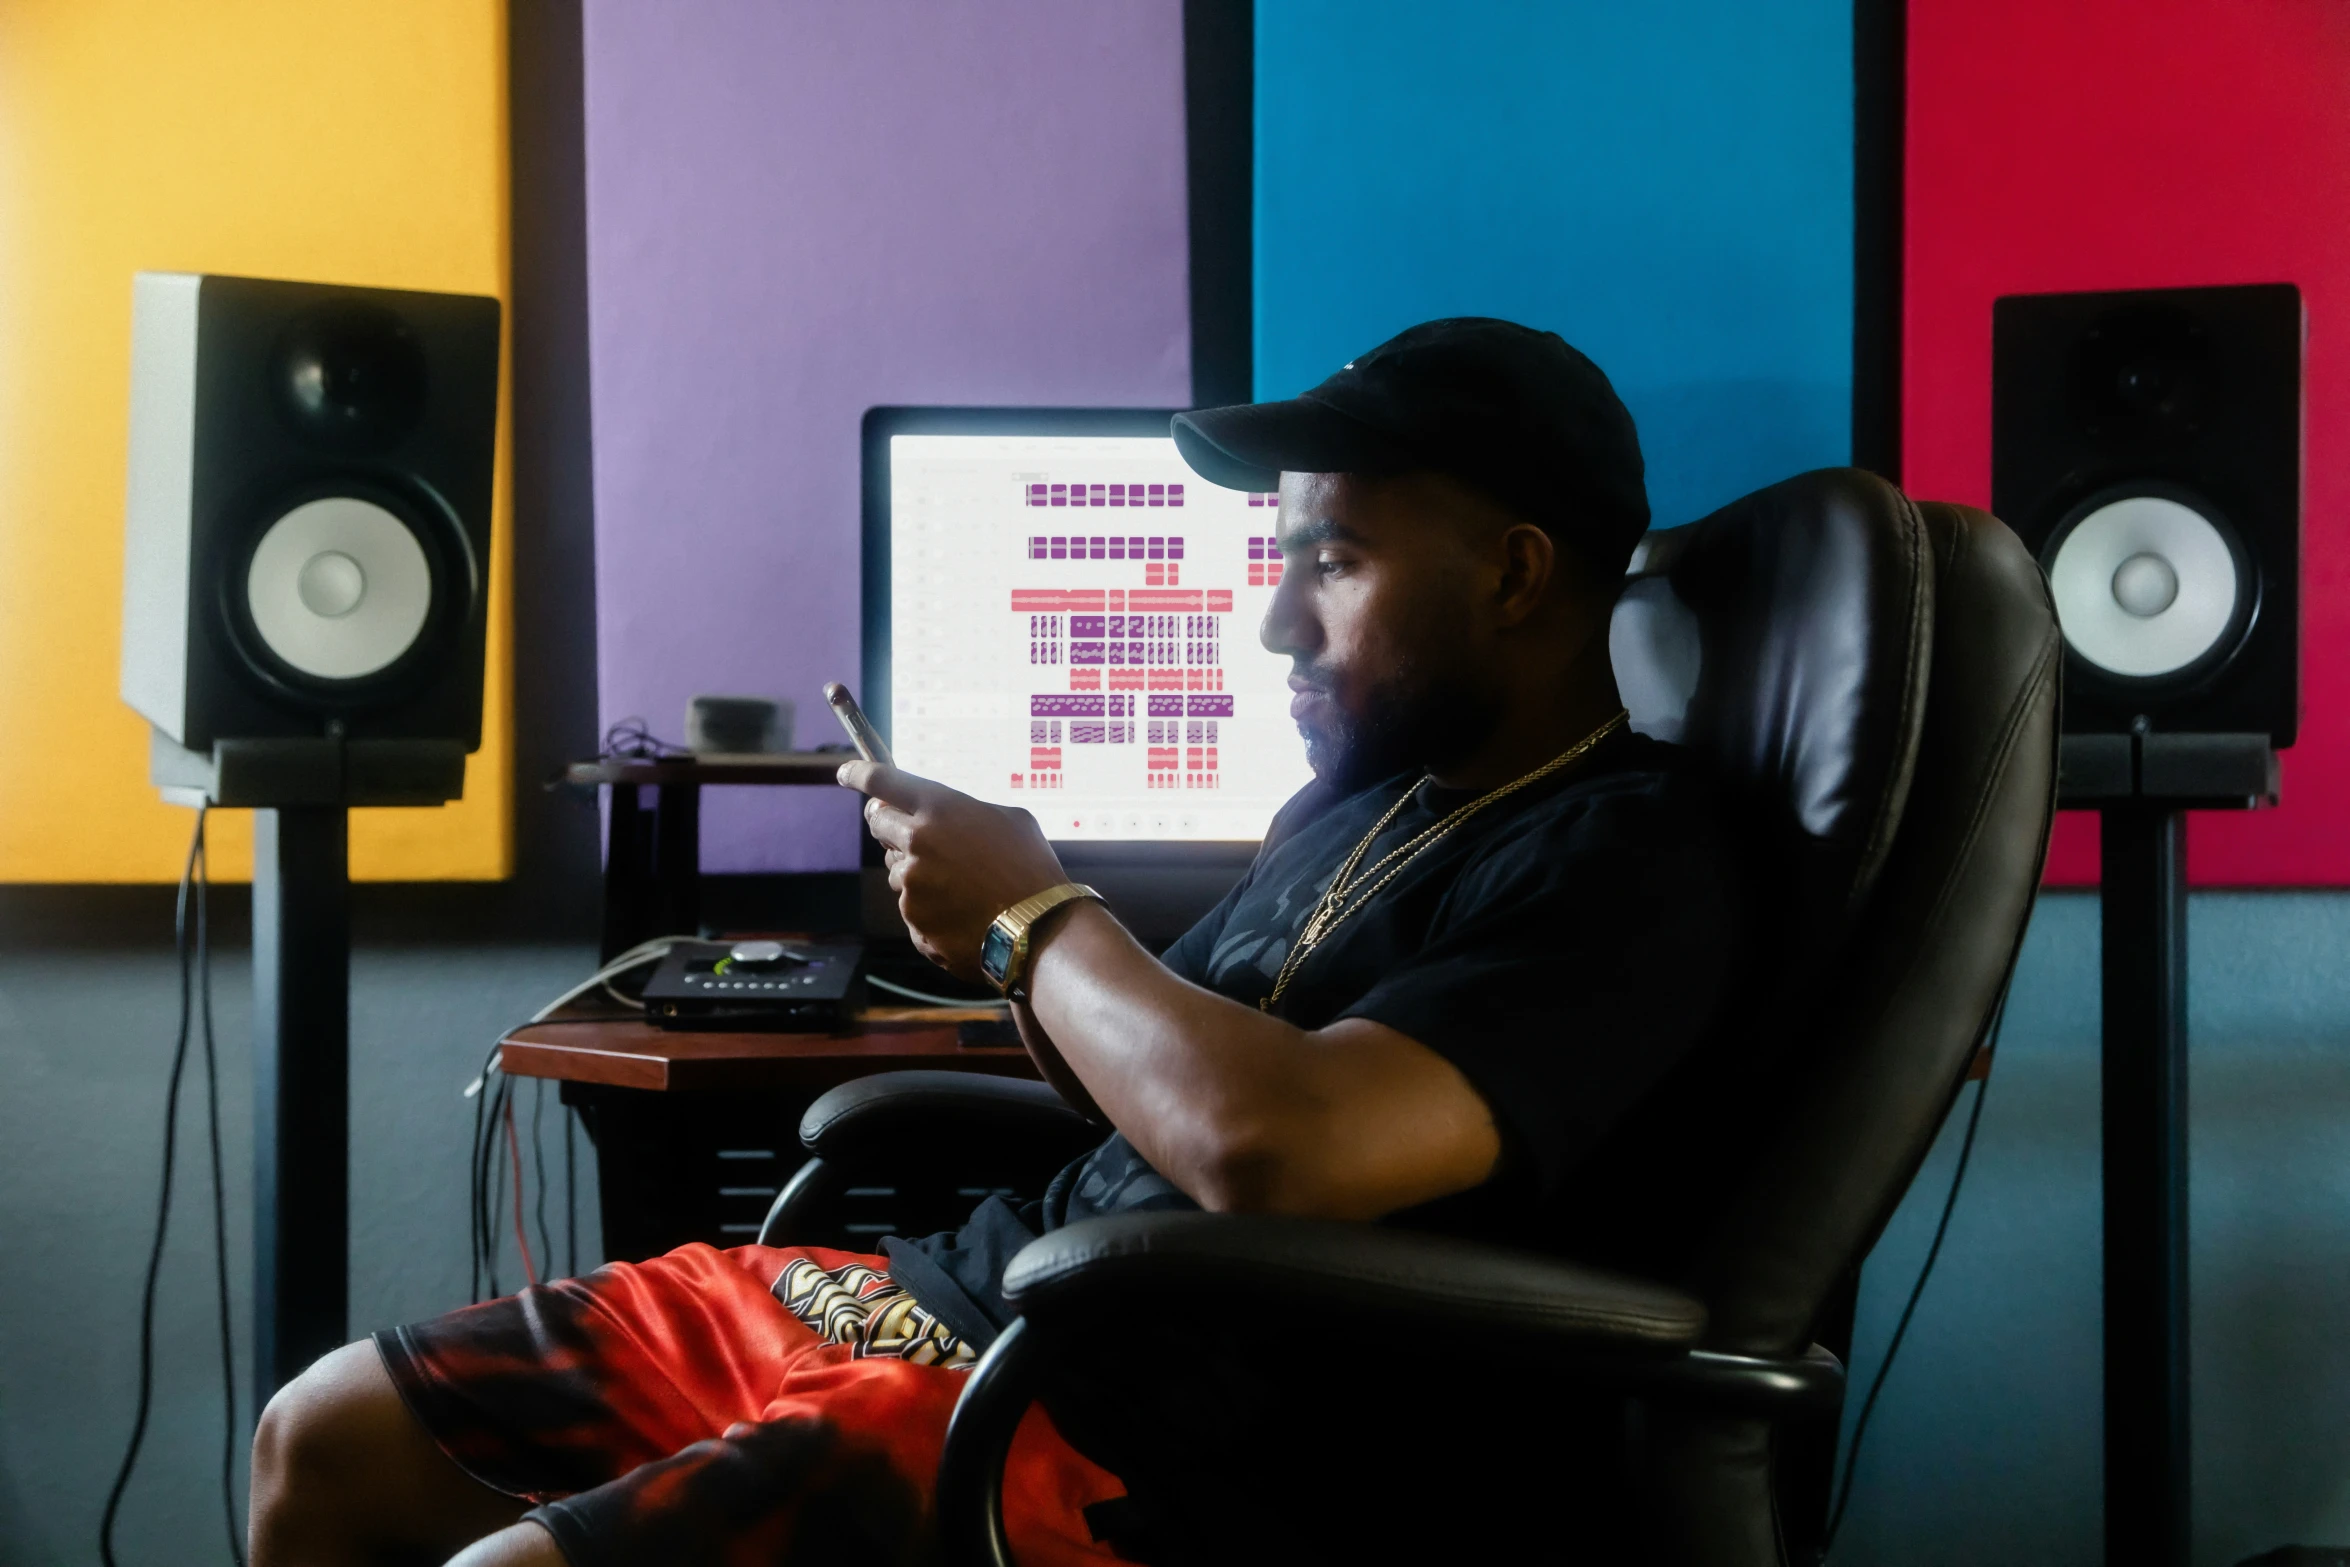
[863,408,1314,847]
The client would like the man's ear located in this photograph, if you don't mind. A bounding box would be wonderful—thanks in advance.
[1492,523,1557,628]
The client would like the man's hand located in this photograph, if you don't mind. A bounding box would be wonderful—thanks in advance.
[837,762,1069,981]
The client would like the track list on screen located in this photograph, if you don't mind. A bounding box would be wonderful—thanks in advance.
[886,433,1315,841]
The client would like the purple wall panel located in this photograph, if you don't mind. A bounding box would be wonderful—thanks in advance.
[582,1,1191,871]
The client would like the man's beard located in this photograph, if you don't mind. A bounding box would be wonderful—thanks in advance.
[1296,659,1503,794]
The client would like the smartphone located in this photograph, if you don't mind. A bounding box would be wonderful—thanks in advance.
[823,682,894,766]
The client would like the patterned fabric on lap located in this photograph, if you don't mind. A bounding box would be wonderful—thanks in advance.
[772,1256,978,1368]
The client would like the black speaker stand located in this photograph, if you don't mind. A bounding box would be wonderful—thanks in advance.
[151,730,468,1415]
[2097,801,2189,1567]
[251,807,350,1414]
[2065,730,2278,1567]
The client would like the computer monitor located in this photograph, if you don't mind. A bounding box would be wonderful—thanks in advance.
[861,406,1315,928]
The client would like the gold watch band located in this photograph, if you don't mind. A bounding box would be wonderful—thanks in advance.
[986,881,1101,997]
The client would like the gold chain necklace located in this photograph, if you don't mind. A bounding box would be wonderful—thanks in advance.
[1258,708,1630,1014]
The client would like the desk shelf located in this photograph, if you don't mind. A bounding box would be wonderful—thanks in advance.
[563,752,851,789]
[563,751,862,959]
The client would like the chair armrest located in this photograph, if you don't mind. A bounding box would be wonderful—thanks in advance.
[1002,1212,1842,1413]
[1003,1211,1707,1352]
[939,1215,1839,1567]
[798,1069,1101,1167]
[763,1073,1106,1250]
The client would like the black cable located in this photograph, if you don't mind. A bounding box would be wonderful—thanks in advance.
[99,808,205,1567]
[1822,1007,2003,1556]
[467,1059,487,1301]
[480,1072,498,1296]
[464,1008,641,1299]
[466,963,646,1299]
[467,1042,505,1302]
[467,1049,490,1301]
[488,1072,514,1289]
[531,1077,554,1282]
[565,1103,578,1279]
[481,1075,497,1296]
[485,1067,508,1290]
[600,717,687,760]
[194,822,246,1566]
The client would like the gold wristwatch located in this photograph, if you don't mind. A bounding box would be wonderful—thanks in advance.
[978,882,1102,999]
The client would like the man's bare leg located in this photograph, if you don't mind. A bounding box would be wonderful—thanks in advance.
[251,1340,528,1567]
[443,1522,566,1566]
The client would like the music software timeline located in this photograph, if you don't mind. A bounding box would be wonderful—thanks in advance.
[889,434,1315,841]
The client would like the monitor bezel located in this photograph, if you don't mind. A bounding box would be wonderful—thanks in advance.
[860,404,1265,869]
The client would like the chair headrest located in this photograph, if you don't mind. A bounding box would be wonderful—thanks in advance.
[1610,468,1933,933]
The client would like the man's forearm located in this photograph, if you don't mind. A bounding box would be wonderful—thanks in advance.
[1019,903,1324,1207]
[1009,1002,1106,1122]
[1019,905,1497,1217]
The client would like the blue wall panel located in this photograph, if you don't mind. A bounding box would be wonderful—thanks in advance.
[1254,0,1854,528]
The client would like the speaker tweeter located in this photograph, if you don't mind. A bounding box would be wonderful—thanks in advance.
[272,302,431,452]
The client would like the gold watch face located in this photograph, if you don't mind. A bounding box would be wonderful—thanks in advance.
[979,920,1018,988]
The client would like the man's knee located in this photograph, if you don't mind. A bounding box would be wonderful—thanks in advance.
[252,1338,408,1499]
[251,1336,526,1565]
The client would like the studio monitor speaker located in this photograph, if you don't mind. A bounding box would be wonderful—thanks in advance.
[121,273,500,799]
[1993,283,2303,752]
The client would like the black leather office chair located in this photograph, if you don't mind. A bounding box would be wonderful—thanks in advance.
[766,468,2060,1566]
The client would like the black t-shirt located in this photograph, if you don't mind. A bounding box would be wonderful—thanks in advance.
[882,730,1751,1348]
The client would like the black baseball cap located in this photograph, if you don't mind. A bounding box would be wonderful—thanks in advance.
[1172,316,1650,573]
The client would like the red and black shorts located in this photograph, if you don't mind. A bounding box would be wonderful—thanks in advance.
[375,1243,1128,1567]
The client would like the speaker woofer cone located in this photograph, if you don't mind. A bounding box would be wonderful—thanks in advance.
[219,474,475,705]
[2043,483,2256,684]
[243,496,433,680]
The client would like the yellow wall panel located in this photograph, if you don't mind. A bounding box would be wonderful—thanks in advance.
[0,0,512,881]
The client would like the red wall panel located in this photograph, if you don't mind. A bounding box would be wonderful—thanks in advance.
[1906,0,2350,883]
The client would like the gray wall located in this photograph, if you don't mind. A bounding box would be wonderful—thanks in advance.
[1838,892,2350,1566]
[0,907,601,1565]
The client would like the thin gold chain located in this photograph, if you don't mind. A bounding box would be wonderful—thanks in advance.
[1258,708,1629,1014]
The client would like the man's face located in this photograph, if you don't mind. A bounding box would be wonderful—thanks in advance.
[1260,471,1513,790]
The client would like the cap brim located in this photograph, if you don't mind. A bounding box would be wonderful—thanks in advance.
[1171,395,1408,491]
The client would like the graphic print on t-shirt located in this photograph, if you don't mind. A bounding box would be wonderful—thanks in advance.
[1201,833,1350,990]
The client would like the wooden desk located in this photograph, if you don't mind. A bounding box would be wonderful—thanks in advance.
[502,1006,1039,1260]
[500,1005,1032,1092]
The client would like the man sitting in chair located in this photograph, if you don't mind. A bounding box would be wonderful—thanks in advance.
[250,318,1750,1566]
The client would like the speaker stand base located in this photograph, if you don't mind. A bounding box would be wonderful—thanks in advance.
[150,729,466,808]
